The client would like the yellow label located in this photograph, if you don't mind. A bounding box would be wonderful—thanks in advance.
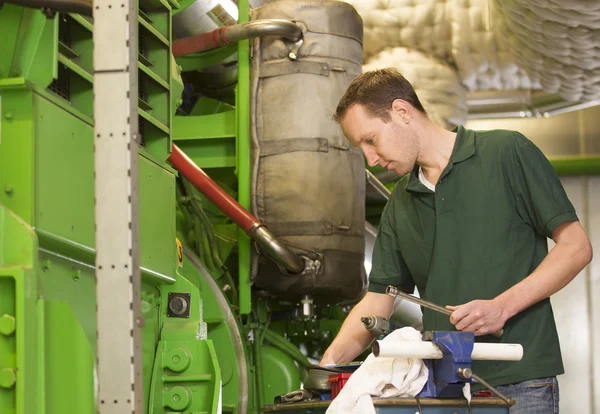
[176,238,183,267]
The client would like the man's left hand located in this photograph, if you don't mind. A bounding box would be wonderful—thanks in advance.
[446,300,508,336]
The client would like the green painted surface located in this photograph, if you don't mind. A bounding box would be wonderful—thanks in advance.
[0,87,34,225]
[33,93,178,279]
[44,301,95,414]
[260,345,302,406]
[148,272,222,413]
[0,205,40,414]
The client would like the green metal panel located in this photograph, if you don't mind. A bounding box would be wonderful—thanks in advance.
[44,300,95,414]
[5,10,56,87]
[0,86,34,225]
[0,205,40,414]
[38,250,97,355]
[138,155,178,278]
[33,93,178,280]
[0,6,23,78]
[37,241,164,410]
[260,346,302,406]
[33,93,94,246]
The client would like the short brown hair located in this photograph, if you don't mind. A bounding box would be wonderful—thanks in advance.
[334,68,427,123]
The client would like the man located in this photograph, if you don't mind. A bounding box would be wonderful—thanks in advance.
[319,68,592,413]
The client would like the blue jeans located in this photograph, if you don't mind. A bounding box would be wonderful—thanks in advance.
[493,377,559,414]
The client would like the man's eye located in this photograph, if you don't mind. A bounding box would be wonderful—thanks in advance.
[367,137,375,144]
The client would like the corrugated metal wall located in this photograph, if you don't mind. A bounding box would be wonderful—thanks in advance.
[467,109,600,414]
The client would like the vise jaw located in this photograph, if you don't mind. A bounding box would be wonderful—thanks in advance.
[418,331,474,398]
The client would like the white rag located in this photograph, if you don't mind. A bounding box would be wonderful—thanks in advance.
[326,327,429,414]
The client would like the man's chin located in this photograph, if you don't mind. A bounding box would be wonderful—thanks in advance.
[392,166,411,176]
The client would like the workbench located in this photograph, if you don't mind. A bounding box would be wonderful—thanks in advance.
[261,397,511,413]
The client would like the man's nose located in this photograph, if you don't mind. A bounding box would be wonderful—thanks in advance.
[363,148,379,167]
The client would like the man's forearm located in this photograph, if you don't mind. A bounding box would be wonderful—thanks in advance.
[321,311,375,365]
[320,291,395,365]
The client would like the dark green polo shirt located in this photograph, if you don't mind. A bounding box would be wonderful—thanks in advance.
[368,125,578,387]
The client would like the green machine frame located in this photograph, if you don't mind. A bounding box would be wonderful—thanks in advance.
[0,0,348,413]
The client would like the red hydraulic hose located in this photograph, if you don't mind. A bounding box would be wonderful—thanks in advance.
[172,27,230,57]
[169,144,256,233]
[168,144,305,274]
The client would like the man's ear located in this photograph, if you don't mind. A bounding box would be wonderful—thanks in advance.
[391,99,410,124]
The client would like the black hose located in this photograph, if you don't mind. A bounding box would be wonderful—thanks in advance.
[5,0,92,16]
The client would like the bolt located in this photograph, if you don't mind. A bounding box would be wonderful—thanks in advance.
[72,269,81,281]
[177,65,183,73]
[176,99,183,107]
[288,52,297,60]
[0,314,15,336]
[457,368,472,379]
[4,185,13,195]
[4,112,13,120]
[0,368,16,389]
[168,296,188,316]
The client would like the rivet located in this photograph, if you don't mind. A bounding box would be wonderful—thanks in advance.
[4,185,13,195]
[4,112,13,120]
[0,368,16,389]
[0,314,16,336]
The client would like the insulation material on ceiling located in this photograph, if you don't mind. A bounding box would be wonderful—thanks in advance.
[345,0,453,63]
[448,0,538,91]
[363,47,468,129]
[493,0,600,101]
[343,0,536,92]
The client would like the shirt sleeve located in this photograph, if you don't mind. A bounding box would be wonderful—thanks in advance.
[367,196,415,294]
[509,132,579,238]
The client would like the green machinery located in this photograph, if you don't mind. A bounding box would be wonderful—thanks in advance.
[0,0,368,413]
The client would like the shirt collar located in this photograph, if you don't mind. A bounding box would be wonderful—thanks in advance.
[450,125,476,164]
[406,125,476,193]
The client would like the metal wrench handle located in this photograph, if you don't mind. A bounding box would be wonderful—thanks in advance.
[386,285,504,338]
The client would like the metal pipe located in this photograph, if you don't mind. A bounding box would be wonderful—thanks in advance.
[4,0,92,15]
[168,144,305,274]
[172,19,302,57]
[468,99,600,120]
[250,225,305,274]
[372,341,523,361]
[169,144,256,232]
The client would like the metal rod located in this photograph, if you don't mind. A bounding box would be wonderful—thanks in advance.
[457,369,514,406]
[386,286,504,338]
[386,286,452,316]
[366,170,391,200]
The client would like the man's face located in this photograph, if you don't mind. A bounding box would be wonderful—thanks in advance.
[340,103,419,176]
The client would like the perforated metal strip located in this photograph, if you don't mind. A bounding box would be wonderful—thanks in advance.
[93,0,143,412]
